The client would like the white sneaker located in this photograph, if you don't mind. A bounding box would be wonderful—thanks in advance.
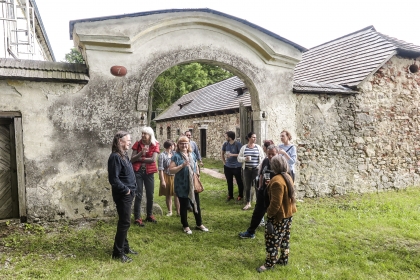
[166,212,173,217]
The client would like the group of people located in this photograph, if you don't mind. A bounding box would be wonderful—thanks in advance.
[107,127,297,272]
[222,130,297,272]
[107,127,207,263]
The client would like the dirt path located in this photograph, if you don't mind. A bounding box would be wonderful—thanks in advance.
[200,168,236,184]
[200,168,225,179]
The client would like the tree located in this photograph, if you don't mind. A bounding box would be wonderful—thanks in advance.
[64,48,85,64]
[149,62,233,124]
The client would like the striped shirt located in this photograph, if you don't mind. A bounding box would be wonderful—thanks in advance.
[244,146,260,168]
[158,151,174,176]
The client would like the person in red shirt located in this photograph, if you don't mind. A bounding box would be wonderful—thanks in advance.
[131,126,160,226]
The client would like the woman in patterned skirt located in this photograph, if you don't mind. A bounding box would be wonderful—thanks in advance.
[257,155,297,273]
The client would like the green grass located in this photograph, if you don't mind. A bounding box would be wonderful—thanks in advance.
[0,174,419,279]
[202,158,224,173]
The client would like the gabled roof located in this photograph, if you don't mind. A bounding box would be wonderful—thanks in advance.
[69,8,306,52]
[154,76,251,121]
[293,26,420,91]
[0,58,89,83]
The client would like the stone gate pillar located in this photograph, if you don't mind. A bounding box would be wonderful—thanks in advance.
[253,111,267,146]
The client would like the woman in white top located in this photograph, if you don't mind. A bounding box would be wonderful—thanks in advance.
[237,132,265,210]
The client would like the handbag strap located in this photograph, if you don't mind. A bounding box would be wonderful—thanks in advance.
[285,145,293,154]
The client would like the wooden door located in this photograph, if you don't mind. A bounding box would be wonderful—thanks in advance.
[0,121,13,219]
[200,129,207,158]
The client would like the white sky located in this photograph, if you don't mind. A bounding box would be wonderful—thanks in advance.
[35,0,420,62]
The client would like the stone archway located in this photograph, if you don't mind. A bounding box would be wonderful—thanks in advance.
[70,8,305,143]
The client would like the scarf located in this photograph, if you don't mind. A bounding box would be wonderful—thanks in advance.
[181,152,198,213]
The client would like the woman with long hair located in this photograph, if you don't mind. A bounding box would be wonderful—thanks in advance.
[158,140,179,216]
[108,131,138,262]
[131,126,160,226]
[169,136,208,234]
[237,132,265,210]
[257,155,297,272]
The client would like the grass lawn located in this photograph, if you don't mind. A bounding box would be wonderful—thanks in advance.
[0,165,419,279]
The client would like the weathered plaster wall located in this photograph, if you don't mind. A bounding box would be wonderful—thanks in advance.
[1,76,148,221]
[296,56,420,197]
[156,113,243,159]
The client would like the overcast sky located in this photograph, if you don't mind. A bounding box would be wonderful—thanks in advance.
[35,0,420,62]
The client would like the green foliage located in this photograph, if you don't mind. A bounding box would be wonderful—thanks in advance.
[64,48,85,64]
[0,180,419,279]
[151,63,233,114]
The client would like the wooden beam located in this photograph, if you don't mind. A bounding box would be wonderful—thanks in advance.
[14,118,27,222]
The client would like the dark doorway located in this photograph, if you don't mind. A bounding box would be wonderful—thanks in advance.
[0,118,19,220]
[200,129,207,158]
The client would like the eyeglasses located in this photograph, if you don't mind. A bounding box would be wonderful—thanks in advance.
[185,134,191,137]
[179,142,189,145]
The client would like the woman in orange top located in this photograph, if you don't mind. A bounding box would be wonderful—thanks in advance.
[257,155,297,273]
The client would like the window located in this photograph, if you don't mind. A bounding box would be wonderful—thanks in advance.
[176,128,180,136]
[167,126,171,139]
[159,127,163,135]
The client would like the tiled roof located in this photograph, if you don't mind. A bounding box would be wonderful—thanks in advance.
[293,80,357,94]
[0,58,89,83]
[294,26,420,89]
[154,76,251,121]
[69,8,306,52]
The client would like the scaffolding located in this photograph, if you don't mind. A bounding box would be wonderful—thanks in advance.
[0,0,36,59]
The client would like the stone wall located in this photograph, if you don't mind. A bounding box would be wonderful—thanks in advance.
[156,112,243,159]
[296,56,420,197]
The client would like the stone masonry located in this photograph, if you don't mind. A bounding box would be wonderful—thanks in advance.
[156,112,242,159]
[296,56,420,197]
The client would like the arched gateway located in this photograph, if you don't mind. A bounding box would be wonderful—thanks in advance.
[70,9,305,143]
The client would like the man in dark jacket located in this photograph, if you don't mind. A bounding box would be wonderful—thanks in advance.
[108,131,138,263]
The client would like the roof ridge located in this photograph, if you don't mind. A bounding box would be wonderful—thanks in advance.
[308,26,376,51]
[69,8,307,52]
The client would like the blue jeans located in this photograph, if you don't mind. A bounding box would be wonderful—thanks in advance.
[134,169,155,219]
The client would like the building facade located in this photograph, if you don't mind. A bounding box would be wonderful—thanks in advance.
[154,76,251,159]
[0,0,55,61]
[0,10,419,222]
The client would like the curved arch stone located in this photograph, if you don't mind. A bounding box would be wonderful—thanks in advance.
[72,8,303,142]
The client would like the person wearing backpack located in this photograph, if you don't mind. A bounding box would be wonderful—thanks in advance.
[221,131,244,202]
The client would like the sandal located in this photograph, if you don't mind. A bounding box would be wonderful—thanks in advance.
[256,265,273,273]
